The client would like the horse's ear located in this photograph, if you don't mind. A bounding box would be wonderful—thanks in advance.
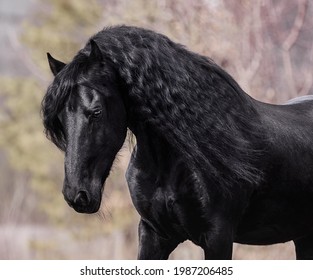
[47,53,66,76]
[89,39,103,61]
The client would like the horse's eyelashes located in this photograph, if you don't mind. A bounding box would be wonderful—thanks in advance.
[91,109,102,119]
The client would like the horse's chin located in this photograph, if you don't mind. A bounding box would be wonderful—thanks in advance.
[72,198,101,214]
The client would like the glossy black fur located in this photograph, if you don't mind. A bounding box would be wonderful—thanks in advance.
[42,26,313,259]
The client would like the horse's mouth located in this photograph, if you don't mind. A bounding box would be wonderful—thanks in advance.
[65,193,102,214]
[71,199,101,214]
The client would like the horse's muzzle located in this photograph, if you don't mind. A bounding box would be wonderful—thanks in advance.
[63,188,100,214]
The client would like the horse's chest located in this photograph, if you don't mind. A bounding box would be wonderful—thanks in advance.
[137,188,208,239]
[130,182,186,232]
[126,161,210,239]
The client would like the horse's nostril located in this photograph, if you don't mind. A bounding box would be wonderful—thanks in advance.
[74,190,90,206]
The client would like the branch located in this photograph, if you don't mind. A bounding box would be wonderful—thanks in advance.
[234,0,263,92]
[282,0,307,51]
[299,72,313,96]
[6,27,49,86]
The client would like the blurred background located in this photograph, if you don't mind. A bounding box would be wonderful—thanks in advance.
[1,0,312,260]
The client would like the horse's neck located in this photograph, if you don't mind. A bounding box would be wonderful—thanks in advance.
[130,123,175,171]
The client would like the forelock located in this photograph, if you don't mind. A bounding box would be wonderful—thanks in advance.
[42,52,89,150]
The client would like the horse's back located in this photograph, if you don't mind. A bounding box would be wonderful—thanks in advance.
[284,94,313,105]
[258,94,313,171]
[258,94,313,135]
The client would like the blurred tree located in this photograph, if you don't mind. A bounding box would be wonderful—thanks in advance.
[224,0,313,102]
[0,0,135,239]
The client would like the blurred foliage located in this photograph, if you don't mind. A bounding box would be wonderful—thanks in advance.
[0,0,136,240]
[22,0,102,72]
[0,77,60,223]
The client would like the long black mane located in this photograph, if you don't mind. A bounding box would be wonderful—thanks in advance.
[42,25,264,189]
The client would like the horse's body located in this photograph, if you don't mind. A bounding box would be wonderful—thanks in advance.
[237,100,313,246]
[42,26,313,259]
[127,97,313,259]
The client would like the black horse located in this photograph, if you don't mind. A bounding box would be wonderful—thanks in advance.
[42,25,313,259]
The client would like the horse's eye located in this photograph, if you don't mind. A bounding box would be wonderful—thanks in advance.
[92,110,102,119]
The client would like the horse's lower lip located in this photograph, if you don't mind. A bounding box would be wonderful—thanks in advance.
[69,196,101,214]
[72,203,100,214]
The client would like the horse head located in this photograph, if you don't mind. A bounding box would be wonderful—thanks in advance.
[43,40,127,213]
